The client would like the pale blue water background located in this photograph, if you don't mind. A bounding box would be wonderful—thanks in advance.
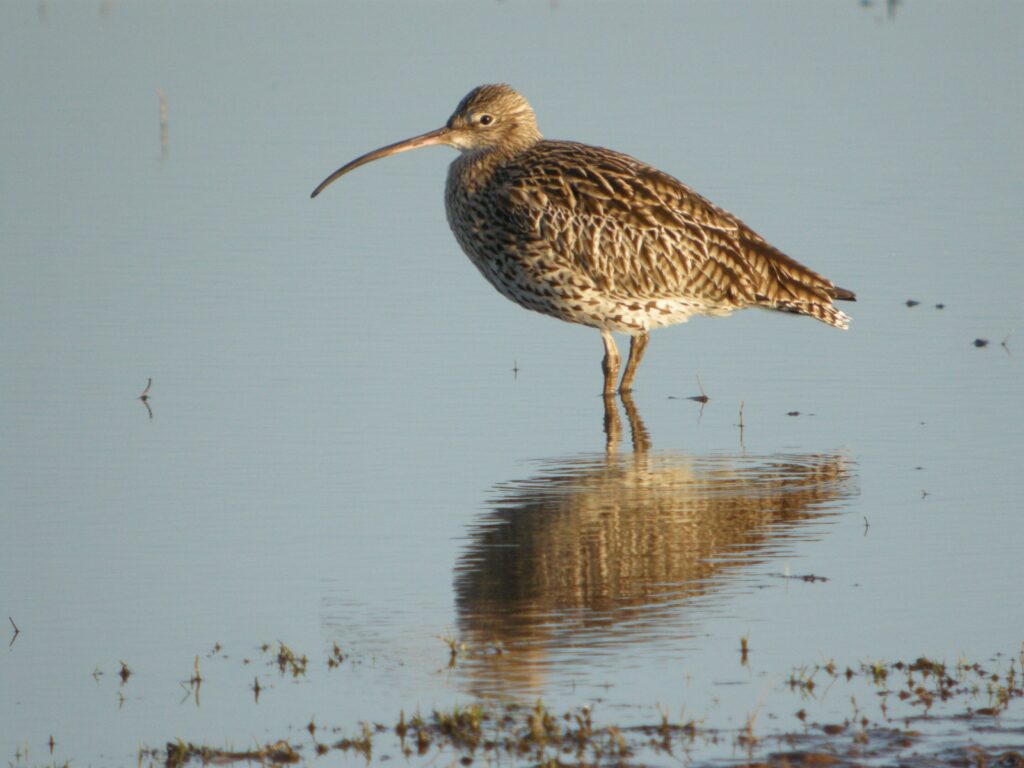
[2,1,1022,765]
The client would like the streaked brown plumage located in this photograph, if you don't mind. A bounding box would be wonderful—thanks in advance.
[312,84,855,394]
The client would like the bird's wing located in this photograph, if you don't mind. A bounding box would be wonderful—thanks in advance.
[498,141,843,309]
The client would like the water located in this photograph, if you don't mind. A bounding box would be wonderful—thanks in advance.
[2,1,1022,765]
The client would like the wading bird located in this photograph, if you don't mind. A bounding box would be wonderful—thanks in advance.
[312,84,855,395]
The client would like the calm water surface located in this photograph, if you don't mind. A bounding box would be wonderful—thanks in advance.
[2,1,1022,765]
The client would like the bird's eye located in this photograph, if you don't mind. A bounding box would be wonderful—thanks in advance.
[478,114,494,126]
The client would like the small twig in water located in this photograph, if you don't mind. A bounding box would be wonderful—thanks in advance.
[157,87,168,161]
[689,374,709,403]
[139,378,153,419]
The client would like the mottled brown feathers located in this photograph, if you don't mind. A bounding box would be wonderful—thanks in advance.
[455,138,854,330]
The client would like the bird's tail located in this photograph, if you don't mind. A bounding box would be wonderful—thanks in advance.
[832,286,857,302]
[776,298,852,330]
[742,234,857,330]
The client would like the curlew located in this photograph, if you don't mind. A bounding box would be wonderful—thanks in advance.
[312,84,855,395]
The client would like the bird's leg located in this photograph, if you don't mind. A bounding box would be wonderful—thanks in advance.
[619,332,649,393]
[601,330,620,397]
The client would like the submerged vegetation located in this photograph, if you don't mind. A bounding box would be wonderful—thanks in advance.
[117,641,1024,767]
[160,739,299,768]
[12,641,1021,767]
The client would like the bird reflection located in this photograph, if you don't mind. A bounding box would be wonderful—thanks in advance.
[603,392,650,454]
[453,394,855,696]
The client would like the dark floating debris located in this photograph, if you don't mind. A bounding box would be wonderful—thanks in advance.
[905,299,920,307]
[974,338,989,348]
[690,374,709,403]
[667,374,709,403]
[327,641,346,669]
[935,303,945,309]
[787,411,800,417]
[139,378,153,419]
[773,573,828,583]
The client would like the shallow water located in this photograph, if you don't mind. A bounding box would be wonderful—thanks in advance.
[2,1,1023,765]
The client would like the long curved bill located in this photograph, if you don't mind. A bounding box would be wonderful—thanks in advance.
[310,126,451,199]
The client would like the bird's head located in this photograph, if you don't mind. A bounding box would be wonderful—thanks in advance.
[311,84,542,198]
[443,84,542,153]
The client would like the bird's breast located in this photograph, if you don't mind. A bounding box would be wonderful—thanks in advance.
[444,157,511,261]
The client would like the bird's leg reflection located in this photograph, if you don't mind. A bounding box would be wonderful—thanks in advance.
[620,391,651,453]
[603,394,622,454]
[603,391,651,455]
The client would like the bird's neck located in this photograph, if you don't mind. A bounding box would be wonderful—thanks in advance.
[449,147,504,194]
[450,131,544,188]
